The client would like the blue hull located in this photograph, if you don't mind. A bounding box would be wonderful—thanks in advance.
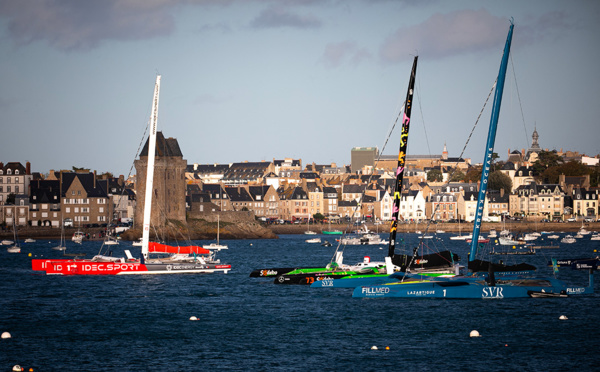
[311,274,396,288]
[352,276,593,299]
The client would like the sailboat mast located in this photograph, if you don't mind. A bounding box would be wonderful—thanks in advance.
[469,21,514,261]
[388,56,418,258]
[141,75,161,258]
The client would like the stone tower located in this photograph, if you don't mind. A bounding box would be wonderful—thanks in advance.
[134,131,187,229]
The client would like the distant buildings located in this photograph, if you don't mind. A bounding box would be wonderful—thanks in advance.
[1,128,599,229]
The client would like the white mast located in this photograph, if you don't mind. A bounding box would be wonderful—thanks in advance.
[141,75,161,259]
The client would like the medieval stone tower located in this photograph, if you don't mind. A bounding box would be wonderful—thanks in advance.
[134,131,187,229]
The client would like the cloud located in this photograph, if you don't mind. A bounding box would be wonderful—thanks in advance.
[249,5,322,29]
[0,0,181,51]
[380,9,509,63]
[321,41,372,68]
[380,9,575,63]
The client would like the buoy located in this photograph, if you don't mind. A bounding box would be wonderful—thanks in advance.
[469,330,480,338]
[189,316,198,321]
[371,346,378,350]
[385,346,390,350]
[559,315,568,320]
[28,253,32,257]
[1,331,11,339]
[12,365,23,372]
[505,344,508,347]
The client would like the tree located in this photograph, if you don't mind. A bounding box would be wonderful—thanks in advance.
[427,169,443,182]
[488,171,512,194]
[313,213,325,222]
[464,166,482,183]
[449,169,465,182]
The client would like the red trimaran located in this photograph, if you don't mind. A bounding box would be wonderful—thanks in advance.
[32,76,231,275]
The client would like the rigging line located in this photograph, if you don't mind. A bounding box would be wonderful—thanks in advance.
[416,77,432,157]
[401,79,498,282]
[329,101,406,265]
[510,53,530,148]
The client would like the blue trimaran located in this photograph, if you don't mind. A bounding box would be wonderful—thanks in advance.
[348,20,596,298]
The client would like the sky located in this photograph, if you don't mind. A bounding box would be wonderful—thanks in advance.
[0,0,599,177]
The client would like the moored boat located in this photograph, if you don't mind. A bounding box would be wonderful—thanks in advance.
[31,76,230,276]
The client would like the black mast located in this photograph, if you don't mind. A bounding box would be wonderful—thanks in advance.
[387,56,418,259]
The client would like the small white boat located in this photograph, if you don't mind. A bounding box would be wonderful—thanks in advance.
[547,234,560,239]
[523,233,538,241]
[24,238,36,243]
[590,234,600,241]
[487,229,497,238]
[204,242,228,251]
[72,231,85,244]
[435,230,445,234]
[132,239,143,246]
[306,238,321,243]
[1,240,14,245]
[7,245,21,253]
[103,236,120,245]
[561,235,576,244]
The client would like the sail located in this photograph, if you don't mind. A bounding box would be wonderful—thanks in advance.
[148,242,210,255]
[141,75,161,258]
[468,22,514,262]
[388,56,418,258]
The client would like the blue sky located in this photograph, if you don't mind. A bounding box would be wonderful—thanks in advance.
[0,0,598,177]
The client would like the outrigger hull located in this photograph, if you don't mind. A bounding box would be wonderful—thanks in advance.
[274,269,375,285]
[249,267,323,278]
[310,271,456,288]
[32,259,231,275]
[352,271,594,299]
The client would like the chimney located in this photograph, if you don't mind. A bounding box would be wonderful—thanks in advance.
[26,162,31,175]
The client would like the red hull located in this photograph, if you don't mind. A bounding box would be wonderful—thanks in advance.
[32,259,231,275]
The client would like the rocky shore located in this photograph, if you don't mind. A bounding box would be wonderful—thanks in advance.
[1,220,597,241]
[267,221,599,235]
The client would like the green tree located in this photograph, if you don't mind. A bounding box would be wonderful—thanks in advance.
[464,166,482,183]
[313,213,325,222]
[488,171,512,194]
[449,169,465,182]
[427,169,443,182]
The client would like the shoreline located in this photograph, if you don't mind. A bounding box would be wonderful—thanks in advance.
[1,221,597,240]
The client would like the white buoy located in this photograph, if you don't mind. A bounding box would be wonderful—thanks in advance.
[559,315,568,320]
[12,365,23,371]
[189,316,198,321]
[371,346,378,350]
[1,331,11,339]
[470,330,480,338]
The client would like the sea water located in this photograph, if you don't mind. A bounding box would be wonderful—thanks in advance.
[1,233,599,371]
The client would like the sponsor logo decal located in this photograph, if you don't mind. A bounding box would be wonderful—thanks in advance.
[406,290,435,296]
[482,286,504,298]
[361,287,390,295]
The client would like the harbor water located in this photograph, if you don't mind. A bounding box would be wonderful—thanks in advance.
[1,233,599,371]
